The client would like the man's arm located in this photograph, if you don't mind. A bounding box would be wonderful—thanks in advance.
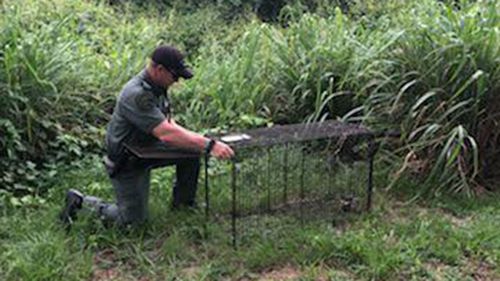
[152,119,234,159]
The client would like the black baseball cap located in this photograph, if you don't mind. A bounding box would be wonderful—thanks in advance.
[151,45,193,79]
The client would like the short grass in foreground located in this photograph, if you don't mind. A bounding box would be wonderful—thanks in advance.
[0,159,499,281]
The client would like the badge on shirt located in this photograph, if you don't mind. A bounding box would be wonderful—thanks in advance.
[135,92,155,111]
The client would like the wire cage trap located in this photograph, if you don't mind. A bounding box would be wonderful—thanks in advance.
[200,120,378,248]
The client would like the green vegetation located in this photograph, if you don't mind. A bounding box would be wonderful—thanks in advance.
[1,0,499,280]
[0,0,233,198]
[1,0,498,197]
[1,161,499,280]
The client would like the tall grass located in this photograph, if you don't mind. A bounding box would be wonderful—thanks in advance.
[174,22,273,129]
[359,0,500,194]
[173,0,499,193]
[1,0,498,197]
[0,0,227,196]
[175,8,401,127]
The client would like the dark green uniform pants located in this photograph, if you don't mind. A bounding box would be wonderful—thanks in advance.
[84,156,200,226]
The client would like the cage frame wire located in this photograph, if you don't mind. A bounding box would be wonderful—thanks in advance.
[206,120,378,249]
[124,120,378,248]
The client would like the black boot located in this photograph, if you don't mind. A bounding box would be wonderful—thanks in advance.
[59,189,84,230]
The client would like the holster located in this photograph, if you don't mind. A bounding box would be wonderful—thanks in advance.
[103,151,130,178]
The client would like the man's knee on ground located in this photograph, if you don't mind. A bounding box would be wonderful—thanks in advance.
[118,200,149,225]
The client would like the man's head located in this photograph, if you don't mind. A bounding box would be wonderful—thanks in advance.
[147,45,193,87]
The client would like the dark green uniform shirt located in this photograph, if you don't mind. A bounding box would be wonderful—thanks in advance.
[105,69,170,160]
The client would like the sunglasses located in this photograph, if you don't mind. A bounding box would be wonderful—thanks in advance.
[166,67,180,81]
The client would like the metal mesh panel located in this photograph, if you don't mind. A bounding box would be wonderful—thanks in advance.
[200,121,377,248]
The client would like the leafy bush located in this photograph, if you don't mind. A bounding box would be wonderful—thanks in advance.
[0,0,227,196]
[1,0,498,198]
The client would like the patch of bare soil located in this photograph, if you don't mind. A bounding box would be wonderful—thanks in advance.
[92,248,121,281]
[91,248,151,281]
[257,265,302,281]
[423,260,456,279]
[423,259,500,281]
[462,259,500,281]
[441,212,472,228]
[250,264,354,281]
[92,267,122,281]
[180,265,203,280]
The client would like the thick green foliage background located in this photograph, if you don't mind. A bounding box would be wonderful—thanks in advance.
[0,0,499,199]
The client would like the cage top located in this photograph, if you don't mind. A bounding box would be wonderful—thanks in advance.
[124,120,374,159]
[217,120,374,149]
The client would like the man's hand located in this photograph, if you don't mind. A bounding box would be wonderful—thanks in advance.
[153,119,235,159]
[211,141,234,160]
